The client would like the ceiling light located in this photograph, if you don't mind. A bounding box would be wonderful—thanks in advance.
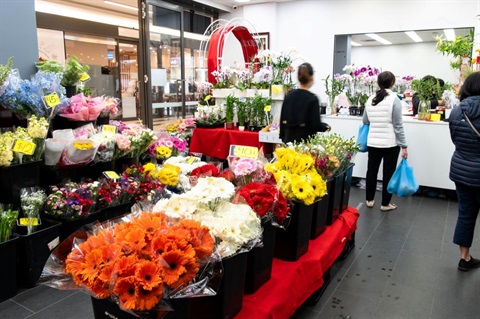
[405,31,423,43]
[365,33,392,45]
[444,29,456,41]
[103,1,137,12]
[351,41,362,47]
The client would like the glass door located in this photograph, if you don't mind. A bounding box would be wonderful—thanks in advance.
[118,41,139,119]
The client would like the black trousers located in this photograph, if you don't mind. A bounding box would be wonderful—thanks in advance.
[366,146,400,206]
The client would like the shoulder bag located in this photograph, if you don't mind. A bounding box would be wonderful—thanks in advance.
[463,111,480,139]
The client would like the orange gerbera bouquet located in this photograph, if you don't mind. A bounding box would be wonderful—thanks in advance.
[42,211,217,315]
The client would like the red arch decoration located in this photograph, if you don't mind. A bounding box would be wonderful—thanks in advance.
[207,25,258,83]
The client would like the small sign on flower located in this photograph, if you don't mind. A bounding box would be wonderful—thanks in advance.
[102,125,117,134]
[79,72,90,82]
[43,93,61,108]
[103,171,120,180]
[18,217,40,226]
[12,139,36,155]
[229,145,259,159]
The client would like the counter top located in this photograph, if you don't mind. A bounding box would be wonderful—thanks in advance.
[322,114,449,126]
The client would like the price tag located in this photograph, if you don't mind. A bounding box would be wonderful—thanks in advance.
[103,171,120,180]
[12,139,36,155]
[102,125,117,134]
[229,145,259,159]
[18,218,39,226]
[187,156,197,164]
[44,93,60,108]
[80,72,90,82]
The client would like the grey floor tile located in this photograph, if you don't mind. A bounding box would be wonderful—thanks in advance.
[375,283,434,318]
[25,292,93,319]
[11,285,76,313]
[402,237,443,257]
[0,299,34,319]
[291,306,320,319]
[317,290,379,319]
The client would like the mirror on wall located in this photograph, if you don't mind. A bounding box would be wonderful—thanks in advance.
[334,27,474,84]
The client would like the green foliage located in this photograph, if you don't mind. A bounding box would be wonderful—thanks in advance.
[251,95,271,126]
[435,29,474,70]
[412,78,440,102]
[225,95,238,123]
[0,56,13,86]
[35,58,64,73]
[325,75,345,106]
[77,87,93,97]
[61,56,90,86]
[358,93,369,107]
[237,99,247,126]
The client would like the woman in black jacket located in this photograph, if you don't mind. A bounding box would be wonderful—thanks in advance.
[279,62,329,144]
[449,72,480,271]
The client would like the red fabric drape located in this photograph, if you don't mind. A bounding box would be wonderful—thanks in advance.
[236,207,359,319]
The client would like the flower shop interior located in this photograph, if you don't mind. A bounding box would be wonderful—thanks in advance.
[1,0,479,319]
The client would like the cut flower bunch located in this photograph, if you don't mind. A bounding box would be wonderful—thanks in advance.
[57,211,216,313]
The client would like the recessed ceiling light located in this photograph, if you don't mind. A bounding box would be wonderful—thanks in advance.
[351,41,362,47]
[405,31,423,43]
[444,29,456,41]
[365,33,392,45]
[103,1,137,11]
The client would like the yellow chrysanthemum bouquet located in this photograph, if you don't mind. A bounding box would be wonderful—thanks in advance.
[265,147,327,206]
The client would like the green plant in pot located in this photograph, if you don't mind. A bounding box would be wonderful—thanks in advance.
[325,74,345,110]
[225,94,237,129]
[412,77,439,120]
[35,58,64,73]
[237,98,247,131]
[435,29,474,71]
[61,56,90,97]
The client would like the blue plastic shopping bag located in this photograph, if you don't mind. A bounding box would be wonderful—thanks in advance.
[357,124,369,152]
[387,158,419,197]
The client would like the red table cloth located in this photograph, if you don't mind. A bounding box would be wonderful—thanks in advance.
[236,207,359,319]
[189,127,263,159]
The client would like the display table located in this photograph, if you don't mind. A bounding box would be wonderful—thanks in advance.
[322,115,455,190]
[189,127,264,159]
[236,207,359,319]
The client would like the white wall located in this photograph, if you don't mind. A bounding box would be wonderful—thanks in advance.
[221,0,480,100]
[351,42,459,84]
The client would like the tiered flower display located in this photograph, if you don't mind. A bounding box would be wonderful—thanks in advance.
[45,181,98,220]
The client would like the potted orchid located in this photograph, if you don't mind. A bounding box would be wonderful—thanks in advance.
[251,66,272,97]
[211,67,233,97]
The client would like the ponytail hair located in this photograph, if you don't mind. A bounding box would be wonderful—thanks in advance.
[372,71,396,106]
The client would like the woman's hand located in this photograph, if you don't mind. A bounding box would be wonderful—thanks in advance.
[401,147,408,159]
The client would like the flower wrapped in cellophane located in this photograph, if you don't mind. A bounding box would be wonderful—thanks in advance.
[40,210,220,316]
[58,93,106,121]
[264,147,327,206]
[153,177,262,258]
[58,139,99,168]
[147,134,188,162]
[227,153,270,187]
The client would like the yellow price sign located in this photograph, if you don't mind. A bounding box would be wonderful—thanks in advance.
[44,93,60,108]
[19,218,39,226]
[187,156,196,164]
[12,139,36,155]
[103,171,120,180]
[102,125,117,134]
[80,72,90,82]
[229,145,259,159]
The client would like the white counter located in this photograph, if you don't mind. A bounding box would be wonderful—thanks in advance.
[322,115,455,190]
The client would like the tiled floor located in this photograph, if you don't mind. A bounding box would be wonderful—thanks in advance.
[1,186,479,319]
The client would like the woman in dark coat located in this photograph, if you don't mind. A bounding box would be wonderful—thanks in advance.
[279,62,329,144]
[449,71,480,271]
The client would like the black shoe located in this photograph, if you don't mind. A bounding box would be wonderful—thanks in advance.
[458,256,480,272]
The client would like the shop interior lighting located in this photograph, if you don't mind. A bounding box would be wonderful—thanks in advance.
[365,33,392,45]
[103,1,137,12]
[351,41,362,47]
[405,31,423,43]
[444,29,456,41]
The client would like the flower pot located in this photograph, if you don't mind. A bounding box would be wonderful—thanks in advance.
[271,84,285,100]
[0,236,19,301]
[212,88,233,98]
[327,172,345,226]
[257,89,270,98]
[0,161,42,209]
[274,201,314,261]
[225,122,235,130]
[43,211,102,242]
[190,252,248,319]
[64,85,77,98]
[233,88,247,98]
[114,156,140,173]
[15,219,61,288]
[238,125,245,131]
[244,221,276,294]
[311,191,330,239]
[246,88,257,97]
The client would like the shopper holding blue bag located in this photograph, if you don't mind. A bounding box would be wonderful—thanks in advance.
[449,72,480,272]
[363,71,408,211]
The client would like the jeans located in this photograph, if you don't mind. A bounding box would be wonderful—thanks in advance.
[366,146,400,206]
[453,182,480,247]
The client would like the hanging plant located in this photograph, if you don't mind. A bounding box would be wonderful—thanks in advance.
[435,29,474,70]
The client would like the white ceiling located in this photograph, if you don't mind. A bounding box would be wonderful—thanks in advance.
[38,1,472,47]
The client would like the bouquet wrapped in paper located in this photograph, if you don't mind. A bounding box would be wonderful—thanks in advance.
[40,210,220,316]
[58,93,106,121]
[58,139,99,168]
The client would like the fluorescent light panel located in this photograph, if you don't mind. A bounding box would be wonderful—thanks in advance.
[103,1,137,12]
[444,29,456,41]
[405,31,423,43]
[365,33,392,45]
[351,41,362,47]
